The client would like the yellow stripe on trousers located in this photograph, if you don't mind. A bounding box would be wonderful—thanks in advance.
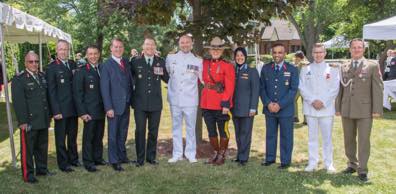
[224,112,232,138]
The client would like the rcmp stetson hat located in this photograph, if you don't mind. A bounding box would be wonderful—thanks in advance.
[204,36,230,49]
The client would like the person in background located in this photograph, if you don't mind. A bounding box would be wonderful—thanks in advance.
[293,50,308,124]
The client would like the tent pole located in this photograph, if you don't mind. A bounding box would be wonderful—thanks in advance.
[0,24,17,168]
[39,33,43,71]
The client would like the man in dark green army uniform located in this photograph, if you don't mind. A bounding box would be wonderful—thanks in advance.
[73,45,106,172]
[130,37,169,166]
[12,51,54,183]
[46,40,80,172]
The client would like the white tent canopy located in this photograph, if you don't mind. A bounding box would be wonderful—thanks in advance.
[0,2,72,43]
[0,2,72,168]
[363,15,396,40]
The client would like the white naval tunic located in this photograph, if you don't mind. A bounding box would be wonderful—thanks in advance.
[299,61,340,168]
[165,51,203,160]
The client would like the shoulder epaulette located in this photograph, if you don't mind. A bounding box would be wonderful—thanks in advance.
[329,63,340,68]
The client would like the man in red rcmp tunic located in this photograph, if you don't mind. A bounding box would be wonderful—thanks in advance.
[201,37,235,165]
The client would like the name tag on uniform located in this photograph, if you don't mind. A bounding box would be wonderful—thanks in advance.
[187,64,199,73]
[284,72,291,77]
[154,66,164,75]
[241,73,249,79]
[27,82,34,86]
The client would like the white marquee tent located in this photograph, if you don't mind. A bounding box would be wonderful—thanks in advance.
[0,2,72,167]
[363,15,396,40]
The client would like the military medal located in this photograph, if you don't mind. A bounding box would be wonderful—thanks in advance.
[285,80,289,86]
[284,71,291,77]
[89,84,94,89]
[154,66,164,75]
[60,79,64,83]
[138,74,142,79]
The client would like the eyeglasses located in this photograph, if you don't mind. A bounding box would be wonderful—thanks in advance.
[27,60,40,64]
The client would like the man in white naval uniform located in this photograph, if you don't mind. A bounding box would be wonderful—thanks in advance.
[299,43,340,173]
[166,34,203,163]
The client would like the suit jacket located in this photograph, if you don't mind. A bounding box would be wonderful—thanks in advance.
[260,61,299,117]
[231,64,260,117]
[130,55,169,112]
[100,57,134,115]
[46,58,77,118]
[11,71,50,130]
[335,58,383,118]
[73,64,105,120]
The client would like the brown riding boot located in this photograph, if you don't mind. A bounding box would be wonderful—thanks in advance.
[205,137,219,164]
[215,138,229,165]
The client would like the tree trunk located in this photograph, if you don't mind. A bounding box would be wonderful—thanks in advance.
[192,0,204,143]
[96,0,105,55]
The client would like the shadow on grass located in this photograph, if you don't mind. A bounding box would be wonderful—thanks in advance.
[0,135,372,193]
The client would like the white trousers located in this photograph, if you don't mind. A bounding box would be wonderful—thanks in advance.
[170,105,197,159]
[306,116,334,168]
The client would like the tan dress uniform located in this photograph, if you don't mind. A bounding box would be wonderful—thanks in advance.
[335,57,383,174]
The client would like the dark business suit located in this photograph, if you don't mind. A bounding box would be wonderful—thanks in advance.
[260,61,299,166]
[46,58,79,169]
[100,57,133,165]
[231,64,260,162]
[130,55,169,165]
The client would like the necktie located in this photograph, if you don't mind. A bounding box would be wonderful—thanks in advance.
[275,65,280,73]
[64,61,70,70]
[33,73,40,85]
[120,60,125,72]
[353,60,359,69]
[94,66,100,77]
[147,58,151,67]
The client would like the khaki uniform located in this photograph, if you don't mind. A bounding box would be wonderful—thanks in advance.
[335,58,383,174]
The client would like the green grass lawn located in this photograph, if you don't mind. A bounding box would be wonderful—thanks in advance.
[0,91,396,193]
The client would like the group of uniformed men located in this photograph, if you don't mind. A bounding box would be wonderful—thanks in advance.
[11,34,382,184]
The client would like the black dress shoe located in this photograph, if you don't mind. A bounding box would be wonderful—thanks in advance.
[60,166,74,173]
[147,160,159,165]
[238,161,247,166]
[95,160,108,166]
[261,161,275,166]
[232,159,240,163]
[278,164,290,169]
[36,170,56,176]
[70,161,82,167]
[112,164,124,171]
[358,173,368,182]
[85,166,98,172]
[294,117,299,123]
[342,167,356,174]
[135,162,144,167]
[121,159,131,164]
[26,176,38,184]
